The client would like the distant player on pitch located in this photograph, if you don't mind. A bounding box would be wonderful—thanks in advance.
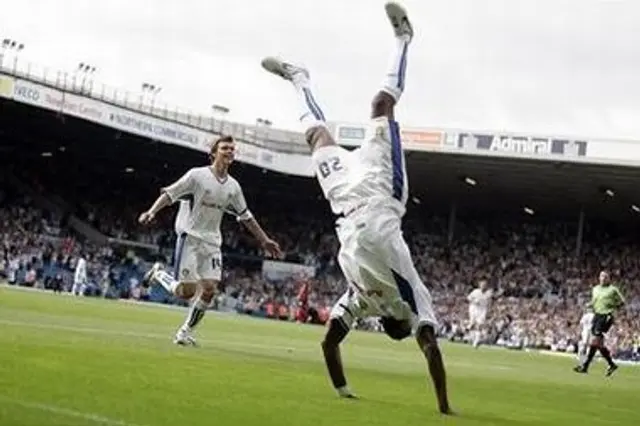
[467,280,493,348]
[573,270,625,376]
[72,253,88,296]
[577,307,594,363]
[139,135,282,345]
[261,2,452,415]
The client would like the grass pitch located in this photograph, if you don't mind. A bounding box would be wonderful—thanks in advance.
[0,287,638,426]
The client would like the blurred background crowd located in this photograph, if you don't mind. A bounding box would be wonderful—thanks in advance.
[1,68,638,363]
[2,179,639,361]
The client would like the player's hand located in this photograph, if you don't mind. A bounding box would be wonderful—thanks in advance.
[138,211,155,225]
[261,238,283,259]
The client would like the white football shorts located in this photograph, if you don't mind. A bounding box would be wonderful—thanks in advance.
[332,203,437,334]
[172,233,222,282]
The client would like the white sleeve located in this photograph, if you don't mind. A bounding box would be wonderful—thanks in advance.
[229,184,253,221]
[162,169,197,203]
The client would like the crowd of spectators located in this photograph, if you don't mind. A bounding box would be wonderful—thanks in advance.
[1,181,639,361]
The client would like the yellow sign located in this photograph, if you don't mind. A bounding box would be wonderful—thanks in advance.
[0,76,14,98]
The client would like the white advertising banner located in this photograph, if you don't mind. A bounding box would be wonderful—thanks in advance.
[261,260,316,282]
[4,76,315,177]
[4,73,640,169]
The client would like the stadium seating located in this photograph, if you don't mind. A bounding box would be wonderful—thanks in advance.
[2,178,638,360]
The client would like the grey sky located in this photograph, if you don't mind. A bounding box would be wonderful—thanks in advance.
[2,0,639,140]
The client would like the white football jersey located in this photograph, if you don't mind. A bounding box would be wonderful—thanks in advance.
[174,200,190,235]
[312,118,409,216]
[311,145,364,215]
[468,288,493,311]
[163,166,252,246]
[74,257,87,283]
[356,118,409,211]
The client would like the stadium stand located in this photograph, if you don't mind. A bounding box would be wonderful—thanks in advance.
[0,62,638,362]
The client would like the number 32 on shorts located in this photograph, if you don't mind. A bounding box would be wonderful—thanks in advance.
[318,156,343,178]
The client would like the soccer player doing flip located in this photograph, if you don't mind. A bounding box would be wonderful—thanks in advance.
[261,2,452,415]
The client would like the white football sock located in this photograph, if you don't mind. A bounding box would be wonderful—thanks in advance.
[153,270,177,293]
[181,298,208,332]
[290,73,328,133]
[382,35,411,102]
[473,330,481,347]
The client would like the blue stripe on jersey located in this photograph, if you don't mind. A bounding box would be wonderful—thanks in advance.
[397,41,408,90]
[172,233,187,280]
[389,119,404,201]
[303,87,326,122]
[392,269,418,315]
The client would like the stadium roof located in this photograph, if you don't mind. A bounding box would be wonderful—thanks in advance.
[407,152,640,222]
[1,97,639,228]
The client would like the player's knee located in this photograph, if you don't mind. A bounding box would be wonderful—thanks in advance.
[323,318,348,348]
[371,91,396,120]
[199,280,217,302]
[305,126,335,148]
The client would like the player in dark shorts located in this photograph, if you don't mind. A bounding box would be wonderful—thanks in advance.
[574,270,625,376]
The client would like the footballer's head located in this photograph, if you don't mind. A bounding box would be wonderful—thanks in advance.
[478,279,488,291]
[379,316,412,341]
[599,270,610,285]
[210,135,236,166]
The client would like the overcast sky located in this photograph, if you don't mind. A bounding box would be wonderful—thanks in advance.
[2,0,639,140]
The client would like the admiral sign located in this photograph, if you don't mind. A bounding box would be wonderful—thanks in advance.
[451,132,588,157]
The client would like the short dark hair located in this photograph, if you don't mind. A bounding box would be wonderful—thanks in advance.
[379,316,412,341]
[210,135,234,157]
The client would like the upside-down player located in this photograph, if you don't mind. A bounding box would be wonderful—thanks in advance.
[573,270,625,376]
[138,136,282,345]
[261,2,452,414]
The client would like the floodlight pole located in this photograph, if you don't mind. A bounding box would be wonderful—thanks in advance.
[447,202,457,246]
[575,209,585,258]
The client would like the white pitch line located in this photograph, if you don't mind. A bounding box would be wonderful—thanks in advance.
[0,395,146,426]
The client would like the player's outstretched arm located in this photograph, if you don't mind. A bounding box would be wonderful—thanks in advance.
[416,325,453,415]
[321,319,356,398]
[139,169,196,225]
[239,217,283,259]
[138,192,172,225]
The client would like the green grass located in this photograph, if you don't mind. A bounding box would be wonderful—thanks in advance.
[0,286,638,426]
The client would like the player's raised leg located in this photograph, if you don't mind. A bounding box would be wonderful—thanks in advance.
[261,57,336,151]
[141,233,198,300]
[370,2,414,121]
